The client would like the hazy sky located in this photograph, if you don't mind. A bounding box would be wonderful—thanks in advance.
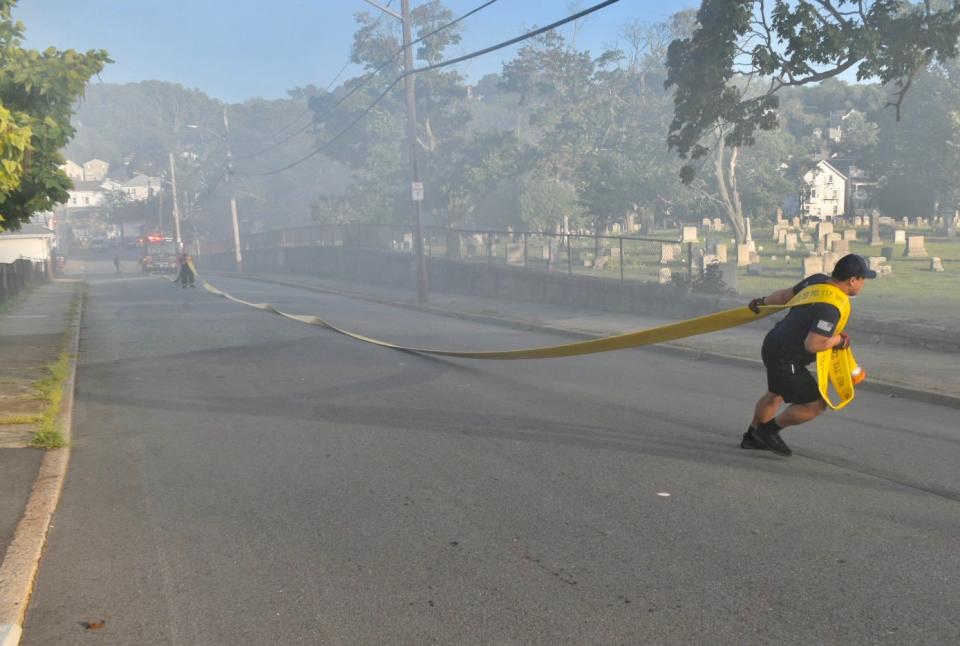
[16,1,697,103]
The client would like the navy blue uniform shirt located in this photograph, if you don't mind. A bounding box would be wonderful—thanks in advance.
[764,274,841,364]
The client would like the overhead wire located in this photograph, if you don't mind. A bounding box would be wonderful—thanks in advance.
[235,0,501,162]
[234,0,398,160]
[235,0,620,177]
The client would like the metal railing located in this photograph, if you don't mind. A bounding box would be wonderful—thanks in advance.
[207,222,692,285]
[0,259,48,306]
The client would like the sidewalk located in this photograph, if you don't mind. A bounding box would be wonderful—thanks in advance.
[0,280,80,645]
[224,271,960,409]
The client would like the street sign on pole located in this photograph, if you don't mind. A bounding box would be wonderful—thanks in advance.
[411,181,424,202]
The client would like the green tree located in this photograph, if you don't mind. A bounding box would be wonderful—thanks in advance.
[872,65,960,216]
[309,2,470,226]
[0,0,110,230]
[664,0,960,184]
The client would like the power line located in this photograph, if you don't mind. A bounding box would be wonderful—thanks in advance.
[235,0,620,177]
[235,0,399,160]
[236,0,500,162]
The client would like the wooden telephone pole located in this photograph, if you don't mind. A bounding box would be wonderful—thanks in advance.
[364,0,429,302]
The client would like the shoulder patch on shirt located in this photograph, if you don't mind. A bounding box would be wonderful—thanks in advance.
[816,319,835,332]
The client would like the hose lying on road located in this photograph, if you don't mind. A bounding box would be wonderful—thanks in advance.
[194,273,862,411]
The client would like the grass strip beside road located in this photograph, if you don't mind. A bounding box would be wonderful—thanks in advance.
[27,286,82,449]
[30,349,71,449]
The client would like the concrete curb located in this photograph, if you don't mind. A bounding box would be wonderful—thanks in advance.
[221,273,960,410]
[0,280,83,646]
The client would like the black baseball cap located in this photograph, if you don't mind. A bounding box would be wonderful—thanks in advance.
[832,253,877,280]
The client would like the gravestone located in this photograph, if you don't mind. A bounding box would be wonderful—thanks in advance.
[930,257,945,272]
[736,244,752,267]
[785,233,798,251]
[682,226,699,243]
[894,229,906,244]
[696,253,719,276]
[802,255,824,276]
[842,229,857,241]
[901,217,909,228]
[870,212,882,246]
[506,243,524,265]
[718,263,738,292]
[660,244,675,264]
[772,224,782,241]
[712,217,724,231]
[822,251,838,274]
[816,221,834,242]
[711,242,728,264]
[658,267,672,284]
[702,218,712,228]
[904,235,928,257]
[854,216,863,227]
[777,229,787,245]
[832,239,850,255]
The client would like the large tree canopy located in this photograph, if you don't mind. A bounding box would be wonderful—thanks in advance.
[664,0,960,183]
[0,0,109,231]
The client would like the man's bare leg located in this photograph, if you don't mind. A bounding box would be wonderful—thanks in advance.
[773,399,827,429]
[751,391,783,430]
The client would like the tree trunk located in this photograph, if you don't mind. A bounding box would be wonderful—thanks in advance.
[713,133,746,243]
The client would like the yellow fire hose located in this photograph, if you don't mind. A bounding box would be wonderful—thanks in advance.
[196,271,862,410]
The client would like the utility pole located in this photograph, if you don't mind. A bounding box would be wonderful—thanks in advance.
[168,152,182,250]
[222,106,243,273]
[364,0,428,302]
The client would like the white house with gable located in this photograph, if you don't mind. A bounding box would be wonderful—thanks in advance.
[800,160,847,219]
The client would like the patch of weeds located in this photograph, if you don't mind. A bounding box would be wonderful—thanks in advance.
[30,350,71,449]
[0,413,42,425]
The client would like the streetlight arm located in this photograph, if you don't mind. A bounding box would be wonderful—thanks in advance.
[363,0,401,21]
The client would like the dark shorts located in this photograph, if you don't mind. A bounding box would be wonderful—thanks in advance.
[761,340,822,404]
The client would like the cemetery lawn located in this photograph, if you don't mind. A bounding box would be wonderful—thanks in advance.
[740,234,960,323]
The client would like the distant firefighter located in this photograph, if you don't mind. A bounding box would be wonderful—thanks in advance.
[176,254,196,288]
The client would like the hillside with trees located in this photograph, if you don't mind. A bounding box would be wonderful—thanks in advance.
[63,3,960,243]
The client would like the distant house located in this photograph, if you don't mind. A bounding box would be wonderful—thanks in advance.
[60,159,84,182]
[801,160,847,219]
[822,156,877,218]
[0,224,56,264]
[119,174,161,201]
[82,158,110,182]
[65,181,106,209]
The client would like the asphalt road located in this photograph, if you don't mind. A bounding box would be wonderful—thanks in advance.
[22,259,960,645]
